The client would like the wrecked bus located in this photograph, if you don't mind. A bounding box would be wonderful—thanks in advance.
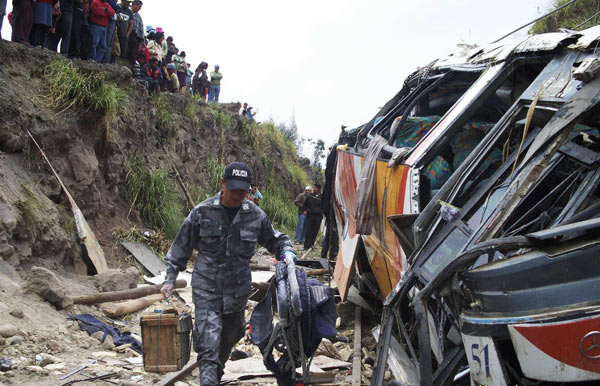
[332,29,581,299]
[327,26,600,385]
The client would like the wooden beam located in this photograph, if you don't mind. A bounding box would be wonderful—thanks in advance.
[71,280,187,305]
[352,306,362,386]
[101,294,165,317]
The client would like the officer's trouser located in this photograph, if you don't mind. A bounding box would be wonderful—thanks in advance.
[193,307,246,386]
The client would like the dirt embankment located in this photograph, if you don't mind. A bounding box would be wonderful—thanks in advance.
[0,39,316,385]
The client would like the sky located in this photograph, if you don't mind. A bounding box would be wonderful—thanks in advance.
[2,0,549,158]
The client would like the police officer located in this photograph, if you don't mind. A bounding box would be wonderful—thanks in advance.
[161,161,296,386]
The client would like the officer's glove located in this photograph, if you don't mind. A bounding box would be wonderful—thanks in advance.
[161,283,174,299]
[280,250,298,264]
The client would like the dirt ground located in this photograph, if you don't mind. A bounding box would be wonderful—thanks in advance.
[0,244,383,386]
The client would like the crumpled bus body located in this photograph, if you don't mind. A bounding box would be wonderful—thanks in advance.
[329,25,600,385]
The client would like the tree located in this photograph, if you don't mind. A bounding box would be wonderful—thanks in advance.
[312,139,325,171]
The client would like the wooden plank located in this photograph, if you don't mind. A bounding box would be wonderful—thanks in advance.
[27,130,108,274]
[122,241,166,277]
[312,356,351,370]
[156,359,198,386]
[352,306,362,386]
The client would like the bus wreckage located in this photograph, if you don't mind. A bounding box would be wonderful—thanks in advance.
[326,26,600,385]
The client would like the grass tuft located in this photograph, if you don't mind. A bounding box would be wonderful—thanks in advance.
[125,155,184,239]
[42,58,127,117]
[16,185,43,237]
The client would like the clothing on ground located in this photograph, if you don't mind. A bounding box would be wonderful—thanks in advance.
[68,314,142,354]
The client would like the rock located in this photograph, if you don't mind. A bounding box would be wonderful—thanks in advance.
[91,331,105,343]
[38,353,60,367]
[46,340,61,353]
[44,363,66,371]
[230,349,250,361]
[8,310,23,319]
[68,143,99,187]
[23,267,73,309]
[25,365,49,375]
[6,336,22,346]
[315,339,342,361]
[94,267,140,292]
[338,346,353,362]
[101,335,115,350]
[174,382,190,386]
[0,324,18,338]
[0,338,5,346]
[0,245,14,258]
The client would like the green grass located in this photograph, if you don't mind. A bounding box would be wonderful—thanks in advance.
[261,180,297,233]
[125,155,184,239]
[16,184,43,237]
[42,58,127,117]
[284,160,309,188]
[531,0,600,33]
[192,157,226,203]
[152,94,176,139]
[210,104,233,128]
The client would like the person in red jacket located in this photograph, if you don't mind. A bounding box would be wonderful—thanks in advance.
[89,0,115,62]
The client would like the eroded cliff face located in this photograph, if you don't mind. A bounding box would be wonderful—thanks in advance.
[0,39,313,277]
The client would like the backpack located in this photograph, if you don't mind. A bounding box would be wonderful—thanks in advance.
[249,256,336,386]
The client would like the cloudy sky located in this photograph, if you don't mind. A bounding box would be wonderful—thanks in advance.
[2,0,548,156]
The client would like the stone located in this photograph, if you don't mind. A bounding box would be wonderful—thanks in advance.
[8,310,23,319]
[0,324,18,338]
[101,335,115,350]
[46,340,61,353]
[91,331,105,343]
[23,267,73,309]
[44,363,66,371]
[38,353,60,367]
[94,267,140,292]
[0,245,14,258]
[174,382,190,386]
[6,336,22,346]
[25,365,49,375]
[0,338,5,346]
[338,346,353,362]
[315,339,342,361]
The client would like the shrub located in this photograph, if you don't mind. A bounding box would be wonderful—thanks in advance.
[125,155,184,239]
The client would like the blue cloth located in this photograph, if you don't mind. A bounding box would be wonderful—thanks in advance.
[68,314,142,354]
[32,2,52,26]
[294,213,306,243]
[90,23,107,62]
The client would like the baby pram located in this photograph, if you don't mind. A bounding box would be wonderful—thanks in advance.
[249,255,337,386]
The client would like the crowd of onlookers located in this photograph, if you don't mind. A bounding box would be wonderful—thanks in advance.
[1,0,224,100]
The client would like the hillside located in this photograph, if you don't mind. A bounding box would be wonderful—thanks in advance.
[0,39,318,384]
